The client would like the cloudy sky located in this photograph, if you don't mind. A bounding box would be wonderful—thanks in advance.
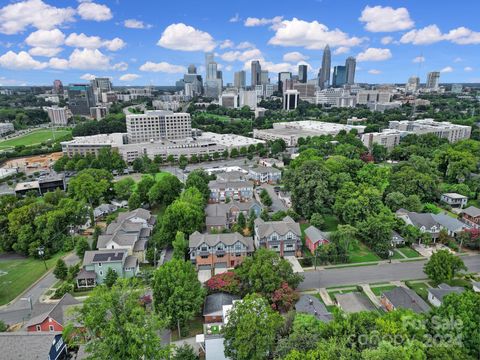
[0,0,478,86]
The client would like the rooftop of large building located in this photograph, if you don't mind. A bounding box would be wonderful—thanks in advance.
[62,132,125,146]
[271,120,366,134]
[198,131,265,147]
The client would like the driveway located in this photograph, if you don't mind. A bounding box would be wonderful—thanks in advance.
[285,256,304,273]
[258,184,287,212]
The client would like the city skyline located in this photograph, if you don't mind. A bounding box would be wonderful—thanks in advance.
[0,0,478,86]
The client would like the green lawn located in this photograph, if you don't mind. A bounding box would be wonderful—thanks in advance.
[370,285,396,296]
[197,113,231,122]
[0,129,71,150]
[397,247,421,258]
[406,281,431,301]
[323,215,339,232]
[0,252,66,305]
[391,250,405,260]
[349,242,381,263]
[170,315,204,341]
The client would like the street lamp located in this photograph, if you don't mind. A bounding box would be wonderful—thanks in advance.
[38,246,48,271]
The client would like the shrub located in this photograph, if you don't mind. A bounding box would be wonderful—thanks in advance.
[53,282,74,299]
[205,271,241,294]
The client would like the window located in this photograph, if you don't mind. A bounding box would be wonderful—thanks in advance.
[49,325,54,331]
[98,262,102,267]
[36,325,41,331]
[200,255,209,259]
[99,270,103,276]
[217,254,224,258]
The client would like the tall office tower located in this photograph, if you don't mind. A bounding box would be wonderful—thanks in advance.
[298,65,308,83]
[406,76,420,92]
[188,64,197,74]
[184,70,203,97]
[426,71,440,90]
[251,60,261,87]
[126,111,191,143]
[217,70,223,80]
[53,80,63,95]
[67,84,96,116]
[260,70,269,85]
[318,45,331,89]
[207,62,218,80]
[205,53,214,77]
[345,57,356,85]
[278,72,292,95]
[234,71,246,89]
[332,66,347,87]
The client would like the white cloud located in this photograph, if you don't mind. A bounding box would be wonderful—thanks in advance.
[124,19,152,29]
[357,48,392,62]
[0,50,46,69]
[440,66,453,73]
[158,23,216,51]
[229,13,240,23]
[453,57,462,62]
[381,36,393,45]
[103,37,126,51]
[368,69,381,74]
[113,62,128,71]
[444,27,480,44]
[236,41,255,49]
[333,46,350,55]
[412,56,425,63]
[0,0,75,35]
[48,57,69,69]
[283,51,309,62]
[119,73,140,81]
[359,5,414,32]
[139,61,186,73]
[28,46,62,57]
[244,16,283,28]
[220,40,234,49]
[220,48,263,62]
[268,18,364,49]
[80,73,96,80]
[67,48,111,70]
[25,28,65,47]
[464,66,473,72]
[65,33,125,51]
[77,1,112,21]
[400,25,444,45]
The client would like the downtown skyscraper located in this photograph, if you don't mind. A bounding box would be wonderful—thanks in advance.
[251,60,261,87]
[345,56,356,85]
[318,45,331,89]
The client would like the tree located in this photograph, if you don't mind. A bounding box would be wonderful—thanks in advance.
[178,155,188,170]
[53,258,68,281]
[148,174,183,207]
[185,170,211,201]
[79,279,170,360]
[259,189,272,207]
[237,212,246,230]
[172,345,198,360]
[205,271,241,294]
[136,176,155,205]
[358,210,396,258]
[75,237,90,258]
[223,294,283,360]
[309,213,324,229]
[424,250,466,285]
[128,192,141,210]
[270,282,299,312]
[104,268,118,288]
[0,320,7,332]
[172,231,188,260]
[113,177,135,201]
[153,259,205,335]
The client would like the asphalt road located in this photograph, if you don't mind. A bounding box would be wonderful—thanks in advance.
[298,254,480,290]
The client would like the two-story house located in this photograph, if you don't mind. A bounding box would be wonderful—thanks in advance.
[97,208,156,263]
[304,225,329,254]
[461,206,480,229]
[205,199,263,232]
[247,166,282,184]
[254,216,301,257]
[208,179,254,203]
[395,209,440,242]
[440,193,468,208]
[26,294,80,333]
[75,249,139,288]
[189,232,254,271]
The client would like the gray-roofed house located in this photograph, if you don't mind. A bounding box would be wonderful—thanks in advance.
[205,199,263,232]
[335,292,376,313]
[189,232,254,271]
[254,216,301,257]
[396,210,440,242]
[93,203,117,220]
[381,287,430,314]
[440,193,468,208]
[432,213,470,237]
[391,231,405,246]
[247,166,282,184]
[304,225,329,254]
[76,249,138,288]
[427,283,465,307]
[26,293,80,332]
[203,292,241,323]
[295,295,332,322]
[208,179,254,203]
[97,208,155,263]
[0,332,67,360]
[461,206,480,229]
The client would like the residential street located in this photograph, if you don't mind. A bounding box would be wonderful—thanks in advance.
[298,254,480,290]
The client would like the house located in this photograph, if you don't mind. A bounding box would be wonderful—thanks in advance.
[26,294,80,332]
[93,204,117,220]
[381,287,430,314]
[277,191,292,208]
[97,208,155,263]
[259,158,284,168]
[254,216,301,257]
[76,249,139,288]
[205,199,262,232]
[295,295,332,323]
[432,213,470,237]
[440,193,468,208]
[247,166,282,184]
[427,283,465,307]
[203,292,240,323]
[38,173,66,195]
[189,232,254,271]
[461,206,480,229]
[304,225,329,254]
[14,181,40,196]
[391,231,405,246]
[0,332,67,360]
[396,209,440,241]
[208,179,254,203]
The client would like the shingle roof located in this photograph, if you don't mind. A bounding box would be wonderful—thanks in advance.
[304,226,329,244]
[249,166,282,174]
[254,216,301,238]
[205,216,227,227]
[205,199,261,218]
[295,295,332,323]
[432,213,468,232]
[462,206,480,218]
[203,293,241,316]
[0,332,63,360]
[208,180,254,189]
[383,287,430,313]
[26,294,80,328]
[442,193,467,199]
[428,283,465,303]
[124,255,138,268]
[407,212,438,229]
[189,232,254,251]
[82,249,128,267]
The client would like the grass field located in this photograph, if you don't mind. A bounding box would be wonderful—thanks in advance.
[397,247,421,258]
[370,285,396,296]
[170,315,204,341]
[197,113,231,122]
[0,129,71,151]
[406,281,431,300]
[0,252,65,305]
[349,242,381,263]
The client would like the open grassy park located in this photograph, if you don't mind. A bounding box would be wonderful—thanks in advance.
[0,129,71,151]
[0,252,65,306]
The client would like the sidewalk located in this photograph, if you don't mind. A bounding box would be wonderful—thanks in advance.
[360,284,381,308]
[303,257,425,271]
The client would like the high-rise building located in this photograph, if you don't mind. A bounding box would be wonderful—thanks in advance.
[90,77,112,102]
[234,71,246,89]
[260,70,269,85]
[406,76,420,92]
[426,71,440,90]
[205,53,214,77]
[239,89,258,109]
[298,65,308,83]
[251,60,261,87]
[278,72,292,95]
[217,70,223,80]
[318,45,331,89]
[53,80,63,95]
[188,64,197,74]
[283,90,299,110]
[67,84,96,116]
[204,53,222,98]
[332,66,347,87]
[45,106,71,125]
[345,57,356,85]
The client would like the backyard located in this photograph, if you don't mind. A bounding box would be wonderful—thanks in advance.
[348,242,381,263]
[0,129,71,151]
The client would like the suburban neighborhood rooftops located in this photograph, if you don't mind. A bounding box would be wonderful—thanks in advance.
[396,210,438,229]
[254,216,301,238]
[462,206,480,217]
[304,226,329,244]
[203,293,241,317]
[428,283,465,302]
[432,213,468,232]
[382,287,430,313]
[189,232,254,250]
[205,199,261,217]
[0,332,64,360]
[26,293,80,328]
[295,295,332,322]
[249,166,282,174]
[208,179,254,189]
[82,249,128,266]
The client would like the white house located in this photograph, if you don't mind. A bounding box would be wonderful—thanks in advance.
[440,193,468,208]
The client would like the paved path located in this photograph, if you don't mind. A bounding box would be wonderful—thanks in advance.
[285,256,304,273]
[299,254,480,291]
[259,183,287,212]
[360,284,381,307]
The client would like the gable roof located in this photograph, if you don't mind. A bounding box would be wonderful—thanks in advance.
[383,287,430,313]
[304,226,329,244]
[428,283,465,303]
[462,206,480,218]
[0,332,64,360]
[26,293,80,328]
[249,166,282,175]
[432,213,468,232]
[82,249,128,266]
[208,179,254,190]
[189,232,254,250]
[397,210,438,230]
[254,216,301,238]
[203,292,241,316]
[205,199,262,218]
[295,295,332,322]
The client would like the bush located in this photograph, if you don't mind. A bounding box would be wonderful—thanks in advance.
[53,282,74,299]
[205,271,241,294]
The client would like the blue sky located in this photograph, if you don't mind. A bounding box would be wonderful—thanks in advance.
[0,0,478,86]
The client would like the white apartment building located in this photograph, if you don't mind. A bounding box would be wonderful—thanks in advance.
[219,93,238,108]
[90,106,108,120]
[389,119,471,143]
[0,122,14,137]
[44,106,71,126]
[152,100,181,111]
[239,90,258,109]
[316,88,356,107]
[361,129,403,150]
[357,90,392,104]
[126,110,191,143]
